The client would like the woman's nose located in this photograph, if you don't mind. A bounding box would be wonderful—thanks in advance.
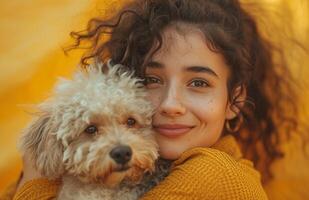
[159,85,186,117]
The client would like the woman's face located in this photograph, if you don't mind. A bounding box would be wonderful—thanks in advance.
[144,26,236,160]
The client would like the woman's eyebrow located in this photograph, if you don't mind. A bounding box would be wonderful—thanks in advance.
[185,66,219,78]
[146,62,219,78]
[145,61,163,68]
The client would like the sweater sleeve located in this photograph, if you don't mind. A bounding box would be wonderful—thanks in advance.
[141,147,268,200]
[13,178,60,200]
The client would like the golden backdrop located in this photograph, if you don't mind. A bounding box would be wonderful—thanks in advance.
[0,0,308,199]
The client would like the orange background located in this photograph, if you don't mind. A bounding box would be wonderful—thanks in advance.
[0,0,308,199]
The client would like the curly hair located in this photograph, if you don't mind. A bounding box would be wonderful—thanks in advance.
[66,0,303,183]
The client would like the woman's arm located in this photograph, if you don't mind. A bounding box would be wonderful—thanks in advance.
[11,147,267,200]
[13,178,60,200]
[16,155,44,191]
[11,155,60,200]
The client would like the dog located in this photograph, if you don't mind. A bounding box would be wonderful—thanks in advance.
[19,60,169,200]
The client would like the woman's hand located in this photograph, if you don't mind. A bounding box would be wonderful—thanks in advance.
[16,154,43,191]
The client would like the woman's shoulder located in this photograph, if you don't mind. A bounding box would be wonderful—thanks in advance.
[173,145,253,178]
[173,145,261,183]
[143,138,268,199]
[173,135,261,180]
[166,135,268,199]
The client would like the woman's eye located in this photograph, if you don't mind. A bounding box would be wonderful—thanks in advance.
[127,117,136,127]
[144,76,161,85]
[189,79,210,88]
[85,125,98,135]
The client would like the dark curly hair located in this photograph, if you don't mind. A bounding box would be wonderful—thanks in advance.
[66,0,304,183]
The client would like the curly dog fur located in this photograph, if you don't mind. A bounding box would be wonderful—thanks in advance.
[19,61,170,200]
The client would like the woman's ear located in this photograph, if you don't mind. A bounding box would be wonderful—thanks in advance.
[225,85,247,120]
[19,112,64,178]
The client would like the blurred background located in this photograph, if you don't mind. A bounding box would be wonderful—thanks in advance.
[0,0,308,199]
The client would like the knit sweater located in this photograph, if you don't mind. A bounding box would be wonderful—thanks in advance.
[10,135,267,200]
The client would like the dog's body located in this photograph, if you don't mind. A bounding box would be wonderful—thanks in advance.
[19,61,170,200]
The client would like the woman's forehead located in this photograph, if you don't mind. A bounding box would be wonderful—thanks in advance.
[147,26,229,79]
[160,23,206,50]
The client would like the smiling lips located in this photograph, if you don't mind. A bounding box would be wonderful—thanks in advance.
[153,124,194,138]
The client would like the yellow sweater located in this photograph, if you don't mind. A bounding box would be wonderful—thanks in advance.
[10,135,267,200]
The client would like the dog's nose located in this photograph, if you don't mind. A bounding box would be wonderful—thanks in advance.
[109,145,132,164]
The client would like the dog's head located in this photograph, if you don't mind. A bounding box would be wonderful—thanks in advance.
[20,61,158,187]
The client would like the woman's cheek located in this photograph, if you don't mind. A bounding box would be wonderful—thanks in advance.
[185,91,227,122]
[146,88,163,110]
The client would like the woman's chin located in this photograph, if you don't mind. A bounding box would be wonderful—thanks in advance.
[155,133,192,160]
[157,143,184,160]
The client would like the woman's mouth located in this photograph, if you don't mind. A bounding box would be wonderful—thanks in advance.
[153,124,194,138]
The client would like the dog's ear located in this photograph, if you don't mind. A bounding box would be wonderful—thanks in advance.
[19,112,64,178]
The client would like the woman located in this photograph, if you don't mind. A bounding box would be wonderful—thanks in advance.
[9,0,303,199]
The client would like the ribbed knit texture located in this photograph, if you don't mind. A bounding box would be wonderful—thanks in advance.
[141,135,267,200]
[13,178,61,200]
[8,135,267,200]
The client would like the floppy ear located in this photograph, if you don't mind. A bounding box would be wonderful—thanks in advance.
[19,112,64,178]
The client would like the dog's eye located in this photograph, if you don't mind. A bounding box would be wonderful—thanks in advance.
[85,125,98,134]
[127,117,136,127]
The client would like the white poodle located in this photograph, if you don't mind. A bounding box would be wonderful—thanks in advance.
[19,60,169,200]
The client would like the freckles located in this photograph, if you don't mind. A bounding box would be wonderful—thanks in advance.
[206,99,214,112]
[194,98,213,112]
[152,95,161,109]
[155,95,161,103]
[193,97,223,121]
[147,91,162,111]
